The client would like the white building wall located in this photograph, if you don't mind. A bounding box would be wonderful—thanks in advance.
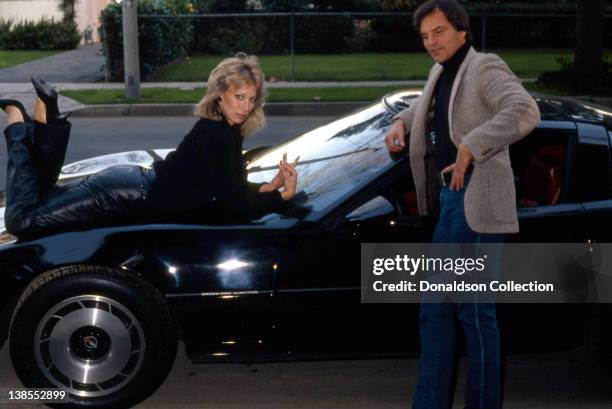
[0,0,63,23]
[75,0,111,43]
[0,0,112,43]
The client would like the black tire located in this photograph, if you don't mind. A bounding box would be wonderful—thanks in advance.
[9,265,177,408]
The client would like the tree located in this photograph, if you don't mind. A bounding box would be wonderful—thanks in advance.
[58,0,76,23]
[375,0,418,11]
[573,0,606,90]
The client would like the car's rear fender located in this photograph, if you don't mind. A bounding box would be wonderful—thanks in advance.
[0,237,98,349]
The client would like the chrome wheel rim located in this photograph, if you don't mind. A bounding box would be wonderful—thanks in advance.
[34,295,145,398]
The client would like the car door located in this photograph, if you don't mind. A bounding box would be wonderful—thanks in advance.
[500,122,610,349]
[574,123,612,242]
[103,226,281,361]
[513,122,612,242]
[512,124,586,242]
[270,163,433,357]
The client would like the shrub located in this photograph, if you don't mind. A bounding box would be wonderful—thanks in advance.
[0,19,12,48]
[256,0,368,54]
[538,57,612,96]
[0,18,80,50]
[369,1,611,52]
[189,0,367,55]
[189,0,267,54]
[100,0,193,81]
[370,14,421,52]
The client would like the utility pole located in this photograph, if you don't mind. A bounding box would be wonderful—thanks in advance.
[122,0,140,99]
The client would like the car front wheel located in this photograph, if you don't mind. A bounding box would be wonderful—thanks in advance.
[9,265,177,408]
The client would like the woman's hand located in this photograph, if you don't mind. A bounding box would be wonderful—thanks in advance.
[280,155,300,201]
[259,153,299,193]
[259,170,283,193]
[268,170,284,191]
[271,153,291,190]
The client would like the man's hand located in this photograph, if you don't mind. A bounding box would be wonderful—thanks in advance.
[449,142,473,191]
[385,119,406,153]
[442,163,455,175]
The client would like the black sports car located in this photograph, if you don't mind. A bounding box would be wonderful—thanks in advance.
[0,91,610,408]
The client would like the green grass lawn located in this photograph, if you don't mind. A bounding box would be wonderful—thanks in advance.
[0,50,59,69]
[151,50,577,82]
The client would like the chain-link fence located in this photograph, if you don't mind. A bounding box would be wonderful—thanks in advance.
[101,11,612,82]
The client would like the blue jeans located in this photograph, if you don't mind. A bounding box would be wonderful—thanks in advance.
[413,184,503,409]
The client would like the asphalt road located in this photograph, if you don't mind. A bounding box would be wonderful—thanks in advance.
[1,115,612,407]
[0,115,334,191]
[1,342,611,408]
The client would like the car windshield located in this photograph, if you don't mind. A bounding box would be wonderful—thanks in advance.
[247,91,419,221]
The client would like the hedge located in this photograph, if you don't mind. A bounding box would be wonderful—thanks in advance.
[0,18,81,50]
[99,1,611,80]
[100,0,193,81]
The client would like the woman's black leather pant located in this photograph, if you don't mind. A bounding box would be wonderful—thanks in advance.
[3,121,155,239]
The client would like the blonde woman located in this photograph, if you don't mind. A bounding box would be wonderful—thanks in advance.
[1,54,298,239]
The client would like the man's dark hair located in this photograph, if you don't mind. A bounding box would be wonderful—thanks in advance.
[413,0,472,43]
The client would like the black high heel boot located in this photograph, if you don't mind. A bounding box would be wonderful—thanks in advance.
[32,120,71,198]
[0,99,32,123]
[3,121,38,237]
[29,78,71,197]
[31,77,69,125]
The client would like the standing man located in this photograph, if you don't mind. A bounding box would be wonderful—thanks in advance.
[385,1,540,408]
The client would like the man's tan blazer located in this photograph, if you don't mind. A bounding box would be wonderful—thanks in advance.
[394,47,541,233]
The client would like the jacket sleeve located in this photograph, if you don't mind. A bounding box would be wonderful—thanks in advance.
[461,54,541,164]
[202,134,284,217]
[392,63,439,134]
[148,125,204,214]
[392,96,420,135]
[239,154,269,195]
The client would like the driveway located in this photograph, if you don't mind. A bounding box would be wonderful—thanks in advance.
[0,44,106,83]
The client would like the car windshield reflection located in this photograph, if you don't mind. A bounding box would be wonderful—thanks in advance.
[247,102,398,221]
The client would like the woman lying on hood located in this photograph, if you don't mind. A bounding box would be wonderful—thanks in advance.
[0,54,299,239]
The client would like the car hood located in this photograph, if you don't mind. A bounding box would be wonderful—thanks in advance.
[0,147,272,243]
[0,149,175,244]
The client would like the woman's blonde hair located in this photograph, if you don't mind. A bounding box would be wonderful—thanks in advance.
[194,53,267,136]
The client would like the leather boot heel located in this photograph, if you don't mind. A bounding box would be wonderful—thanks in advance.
[31,76,62,124]
[0,99,32,123]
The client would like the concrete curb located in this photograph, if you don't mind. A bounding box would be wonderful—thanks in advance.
[71,101,371,117]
